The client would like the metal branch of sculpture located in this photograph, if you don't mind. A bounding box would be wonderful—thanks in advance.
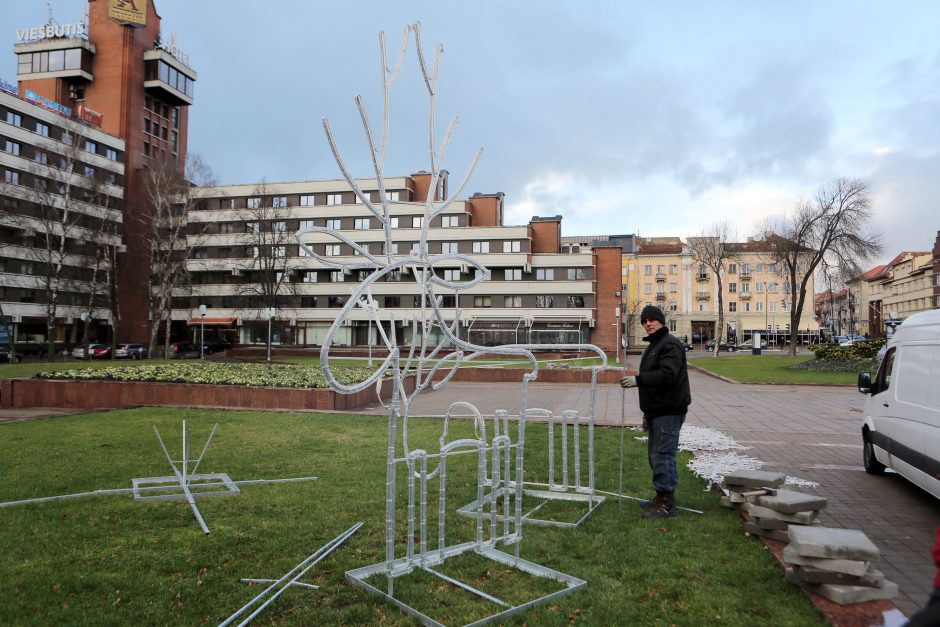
[297,22,614,625]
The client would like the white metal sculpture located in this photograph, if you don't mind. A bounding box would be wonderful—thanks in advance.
[296,22,600,625]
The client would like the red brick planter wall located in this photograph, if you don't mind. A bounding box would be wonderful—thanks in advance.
[0,376,414,412]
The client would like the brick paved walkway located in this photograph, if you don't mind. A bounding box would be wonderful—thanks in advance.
[360,369,940,619]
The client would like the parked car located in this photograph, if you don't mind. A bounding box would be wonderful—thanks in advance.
[736,338,768,350]
[169,341,199,359]
[91,344,112,359]
[0,346,20,363]
[857,308,940,499]
[116,343,149,359]
[839,334,866,347]
[72,343,106,359]
[679,339,694,351]
[202,339,231,355]
[705,339,736,352]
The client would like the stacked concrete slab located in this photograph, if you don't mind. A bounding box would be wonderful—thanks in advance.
[719,470,825,541]
[784,526,898,604]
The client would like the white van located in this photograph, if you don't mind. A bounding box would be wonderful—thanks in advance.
[857,308,940,499]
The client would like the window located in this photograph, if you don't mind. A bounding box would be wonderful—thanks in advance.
[302,271,317,283]
[218,198,234,209]
[36,122,50,137]
[644,284,652,294]
[325,244,341,256]
[437,295,456,308]
[300,195,314,206]
[4,170,19,185]
[472,241,490,253]
[756,301,764,312]
[84,165,95,178]
[193,249,208,260]
[741,282,750,293]
[669,264,677,275]
[669,303,678,311]
[412,217,423,228]
[326,193,342,205]
[505,269,522,281]
[218,247,232,259]
[299,219,315,230]
[728,302,737,312]
[272,246,286,258]
[473,296,491,307]
[567,268,586,280]
[385,190,401,201]
[443,269,461,281]
[354,218,370,230]
[60,130,72,145]
[535,295,554,308]
[246,222,260,233]
[536,268,554,280]
[246,246,259,258]
[728,283,736,293]
[670,282,677,293]
[6,111,22,126]
[272,196,287,208]
[328,296,345,307]
[756,264,764,273]
[505,295,522,308]
[770,263,777,273]
[644,265,653,276]
[756,282,764,293]
[389,217,400,228]
[84,140,97,154]
[441,242,458,254]
[387,269,403,282]
[743,302,750,312]
[770,302,777,313]
[34,151,47,164]
[567,296,585,308]
[301,296,317,308]
[273,221,287,232]
[330,271,345,283]
[386,243,399,254]
[441,215,459,227]
[298,243,312,257]
[106,148,117,161]
[219,223,236,234]
[385,296,401,308]
[247,197,261,209]
[502,240,521,253]
[2,140,20,156]
[326,218,341,230]
[355,244,370,255]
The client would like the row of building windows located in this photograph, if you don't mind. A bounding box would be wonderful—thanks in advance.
[191,239,534,259]
[17,48,84,74]
[3,109,122,161]
[200,190,406,211]
[174,294,589,311]
[189,264,591,284]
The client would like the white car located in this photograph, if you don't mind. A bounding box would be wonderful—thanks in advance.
[857,309,940,499]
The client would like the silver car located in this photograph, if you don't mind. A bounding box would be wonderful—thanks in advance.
[116,343,149,359]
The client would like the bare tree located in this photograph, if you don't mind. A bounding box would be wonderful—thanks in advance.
[15,131,119,361]
[687,221,738,356]
[760,177,883,356]
[233,182,297,358]
[142,153,214,358]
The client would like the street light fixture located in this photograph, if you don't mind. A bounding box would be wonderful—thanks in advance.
[266,307,276,363]
[199,304,207,359]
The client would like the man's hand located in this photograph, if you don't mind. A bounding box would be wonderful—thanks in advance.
[620,375,637,388]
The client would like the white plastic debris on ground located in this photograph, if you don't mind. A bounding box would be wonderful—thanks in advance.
[678,425,750,452]
[687,452,764,489]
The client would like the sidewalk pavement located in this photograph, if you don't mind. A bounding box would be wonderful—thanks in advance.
[360,369,940,619]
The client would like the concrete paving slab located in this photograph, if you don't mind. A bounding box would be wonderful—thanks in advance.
[786,568,899,604]
[783,544,871,576]
[789,526,880,561]
[737,501,820,524]
[754,488,828,514]
[721,469,787,489]
[795,564,885,587]
[743,521,789,542]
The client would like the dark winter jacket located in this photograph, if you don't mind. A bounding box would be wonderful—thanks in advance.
[635,326,692,419]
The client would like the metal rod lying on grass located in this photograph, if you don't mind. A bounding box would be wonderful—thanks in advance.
[219,521,363,627]
[595,489,704,515]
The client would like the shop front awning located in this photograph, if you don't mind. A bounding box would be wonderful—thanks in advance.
[187,317,237,326]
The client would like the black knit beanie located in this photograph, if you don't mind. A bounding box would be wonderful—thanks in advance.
[640,304,666,325]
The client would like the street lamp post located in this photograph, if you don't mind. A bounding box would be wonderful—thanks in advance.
[199,304,206,359]
[614,304,622,365]
[763,282,768,347]
[266,307,276,363]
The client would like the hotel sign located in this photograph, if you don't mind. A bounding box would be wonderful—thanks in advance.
[77,104,103,128]
[0,77,17,96]
[24,89,71,117]
[16,21,86,43]
[108,0,148,27]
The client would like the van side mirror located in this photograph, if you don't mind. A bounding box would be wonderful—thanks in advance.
[857,372,872,394]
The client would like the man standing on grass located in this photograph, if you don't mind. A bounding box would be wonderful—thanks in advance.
[620,304,691,519]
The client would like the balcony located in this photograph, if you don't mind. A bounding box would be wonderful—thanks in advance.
[655,273,666,282]
[696,273,709,282]
[655,293,666,301]
[143,50,196,106]
[740,272,752,281]
[696,292,710,300]
[740,292,751,300]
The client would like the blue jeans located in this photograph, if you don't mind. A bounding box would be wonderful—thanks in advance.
[647,414,686,493]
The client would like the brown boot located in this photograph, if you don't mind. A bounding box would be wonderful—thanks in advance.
[641,492,676,519]
[638,492,663,509]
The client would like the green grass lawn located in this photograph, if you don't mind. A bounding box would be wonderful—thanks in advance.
[688,354,858,385]
[0,408,825,625]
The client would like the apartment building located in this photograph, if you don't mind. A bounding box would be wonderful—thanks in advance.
[852,245,937,338]
[0,85,125,352]
[629,236,819,347]
[14,0,196,342]
[175,173,623,350]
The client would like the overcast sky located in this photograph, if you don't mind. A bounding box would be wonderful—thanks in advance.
[7,1,940,266]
